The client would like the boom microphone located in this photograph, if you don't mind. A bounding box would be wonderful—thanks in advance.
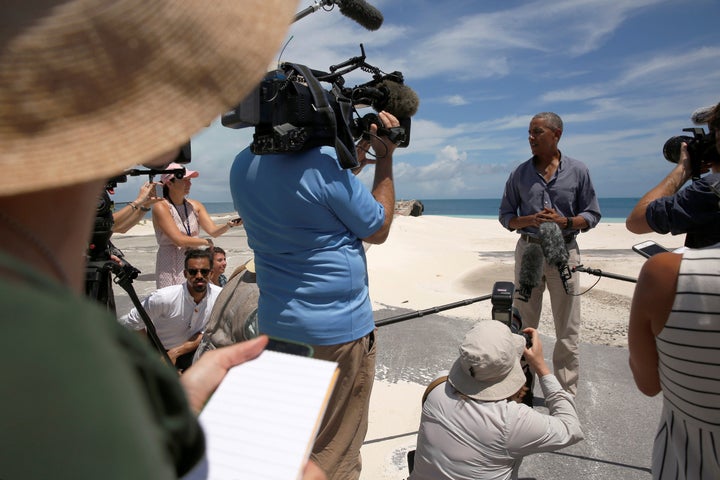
[517,243,544,302]
[539,222,572,294]
[337,0,384,31]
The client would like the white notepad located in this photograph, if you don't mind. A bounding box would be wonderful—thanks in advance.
[188,350,339,480]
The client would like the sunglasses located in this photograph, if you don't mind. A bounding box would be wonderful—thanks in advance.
[186,268,210,276]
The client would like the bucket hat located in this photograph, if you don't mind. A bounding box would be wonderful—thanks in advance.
[0,0,297,196]
[448,320,527,401]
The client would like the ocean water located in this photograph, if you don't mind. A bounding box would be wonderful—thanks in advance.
[204,198,638,223]
[415,198,638,223]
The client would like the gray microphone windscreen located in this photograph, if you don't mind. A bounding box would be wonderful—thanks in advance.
[518,243,544,297]
[338,0,384,31]
[539,222,568,267]
[377,80,419,118]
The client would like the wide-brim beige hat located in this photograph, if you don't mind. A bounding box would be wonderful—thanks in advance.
[448,320,527,402]
[0,0,298,196]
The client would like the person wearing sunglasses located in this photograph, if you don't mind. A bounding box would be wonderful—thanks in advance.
[119,249,221,371]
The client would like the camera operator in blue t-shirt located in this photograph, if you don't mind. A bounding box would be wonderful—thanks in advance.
[230,111,400,480]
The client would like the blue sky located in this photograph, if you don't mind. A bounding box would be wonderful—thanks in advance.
[116,0,720,204]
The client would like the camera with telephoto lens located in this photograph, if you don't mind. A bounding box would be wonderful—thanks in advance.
[663,127,719,178]
[491,281,532,348]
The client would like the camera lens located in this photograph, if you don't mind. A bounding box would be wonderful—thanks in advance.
[662,135,694,164]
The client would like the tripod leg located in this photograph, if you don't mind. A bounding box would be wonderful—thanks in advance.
[112,266,173,367]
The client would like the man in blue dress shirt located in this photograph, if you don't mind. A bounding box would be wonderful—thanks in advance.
[499,112,601,396]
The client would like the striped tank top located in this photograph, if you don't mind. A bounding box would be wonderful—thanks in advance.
[653,248,720,479]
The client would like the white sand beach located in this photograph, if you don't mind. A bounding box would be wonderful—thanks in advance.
[112,213,673,479]
[365,215,673,347]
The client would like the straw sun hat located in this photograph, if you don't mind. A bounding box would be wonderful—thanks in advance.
[0,0,298,196]
[448,320,527,402]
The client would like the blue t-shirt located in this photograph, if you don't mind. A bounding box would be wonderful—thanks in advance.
[230,146,384,345]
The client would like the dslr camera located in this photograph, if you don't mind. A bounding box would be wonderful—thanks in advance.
[491,281,532,348]
[663,127,719,178]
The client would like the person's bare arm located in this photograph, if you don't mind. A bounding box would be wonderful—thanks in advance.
[152,200,213,248]
[507,213,540,231]
[362,111,398,245]
[166,332,203,365]
[522,328,551,377]
[628,252,680,396]
[113,182,162,233]
[626,144,693,234]
[190,199,238,238]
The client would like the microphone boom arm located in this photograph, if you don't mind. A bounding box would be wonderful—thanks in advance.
[375,294,492,327]
[573,264,637,283]
[294,0,334,23]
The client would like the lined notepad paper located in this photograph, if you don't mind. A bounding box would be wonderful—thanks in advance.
[192,350,338,480]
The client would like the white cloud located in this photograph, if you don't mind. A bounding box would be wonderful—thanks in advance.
[446,95,468,106]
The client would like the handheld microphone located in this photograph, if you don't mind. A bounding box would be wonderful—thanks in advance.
[517,243,544,302]
[539,222,572,294]
[336,0,384,31]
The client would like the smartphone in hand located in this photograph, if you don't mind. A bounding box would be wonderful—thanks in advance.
[632,240,670,258]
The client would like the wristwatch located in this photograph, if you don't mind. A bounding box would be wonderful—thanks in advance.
[566,217,573,229]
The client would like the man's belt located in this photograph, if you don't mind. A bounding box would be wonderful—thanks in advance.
[521,233,575,244]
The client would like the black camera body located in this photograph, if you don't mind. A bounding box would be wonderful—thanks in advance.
[221,45,413,169]
[491,281,532,348]
[350,112,411,148]
[663,127,719,178]
[88,189,115,263]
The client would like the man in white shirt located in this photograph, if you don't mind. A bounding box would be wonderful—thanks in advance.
[409,320,584,480]
[120,249,221,370]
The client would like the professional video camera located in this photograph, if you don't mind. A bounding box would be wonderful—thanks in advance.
[663,127,719,178]
[221,44,418,169]
[490,281,532,348]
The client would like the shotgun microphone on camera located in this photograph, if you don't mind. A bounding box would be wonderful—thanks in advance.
[517,243,544,302]
[539,222,572,294]
[374,80,420,119]
[350,79,419,119]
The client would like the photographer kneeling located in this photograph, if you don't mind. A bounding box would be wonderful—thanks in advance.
[409,320,584,480]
